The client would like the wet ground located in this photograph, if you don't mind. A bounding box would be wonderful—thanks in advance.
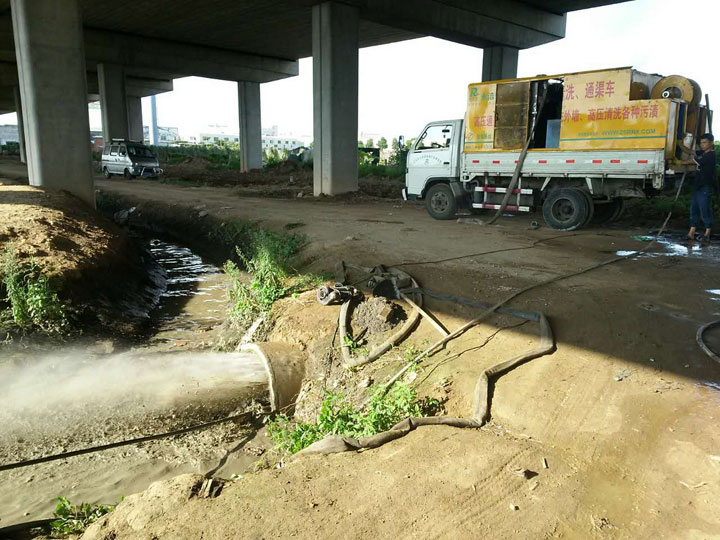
[0,239,269,528]
[616,232,720,262]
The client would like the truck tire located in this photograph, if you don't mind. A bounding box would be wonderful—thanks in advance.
[102,167,111,179]
[592,198,625,225]
[580,190,595,228]
[542,188,591,231]
[425,183,457,220]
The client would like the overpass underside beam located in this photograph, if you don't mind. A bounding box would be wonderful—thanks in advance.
[238,81,262,172]
[313,1,359,196]
[10,0,94,206]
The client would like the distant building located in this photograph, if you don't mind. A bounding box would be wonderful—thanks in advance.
[360,131,383,145]
[143,126,180,146]
[199,132,238,144]
[0,124,18,145]
[196,132,303,152]
[262,125,279,137]
[262,136,304,152]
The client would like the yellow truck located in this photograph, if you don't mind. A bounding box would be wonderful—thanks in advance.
[403,67,712,230]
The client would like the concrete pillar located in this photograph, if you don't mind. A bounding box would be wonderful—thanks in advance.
[312,2,359,196]
[10,0,94,206]
[127,95,144,142]
[13,86,25,163]
[98,63,128,142]
[482,46,519,82]
[237,81,262,171]
[150,94,159,146]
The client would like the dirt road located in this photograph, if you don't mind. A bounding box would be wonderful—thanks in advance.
[88,178,720,539]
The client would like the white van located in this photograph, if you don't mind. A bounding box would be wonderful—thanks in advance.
[101,140,163,179]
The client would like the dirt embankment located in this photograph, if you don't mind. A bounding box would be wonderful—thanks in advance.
[160,157,404,199]
[0,185,155,336]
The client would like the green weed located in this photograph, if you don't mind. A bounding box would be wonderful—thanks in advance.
[224,226,304,327]
[49,496,116,536]
[1,249,67,334]
[268,384,440,454]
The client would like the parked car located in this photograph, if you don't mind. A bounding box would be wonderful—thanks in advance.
[101,140,163,179]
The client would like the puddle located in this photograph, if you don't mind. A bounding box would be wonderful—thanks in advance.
[706,289,720,301]
[700,380,720,391]
[616,234,720,262]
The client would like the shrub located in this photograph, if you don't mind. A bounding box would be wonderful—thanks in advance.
[268,384,440,454]
[1,249,67,334]
[49,497,116,536]
[224,226,304,327]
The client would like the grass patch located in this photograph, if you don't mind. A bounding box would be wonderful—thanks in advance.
[268,384,440,454]
[48,496,116,537]
[223,225,309,328]
[358,162,405,179]
[1,248,67,334]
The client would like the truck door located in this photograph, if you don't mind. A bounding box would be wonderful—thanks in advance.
[406,121,458,196]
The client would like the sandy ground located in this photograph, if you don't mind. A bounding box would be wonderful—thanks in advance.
[77,177,720,539]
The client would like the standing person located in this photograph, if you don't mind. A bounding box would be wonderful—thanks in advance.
[684,133,716,242]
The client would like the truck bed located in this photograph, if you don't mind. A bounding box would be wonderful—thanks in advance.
[462,149,665,180]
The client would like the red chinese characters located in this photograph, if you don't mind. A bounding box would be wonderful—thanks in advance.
[578,80,616,100]
[585,82,595,99]
[564,84,575,101]
[606,80,615,97]
[595,81,605,98]
[473,115,495,127]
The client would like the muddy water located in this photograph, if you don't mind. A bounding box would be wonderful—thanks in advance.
[0,239,268,528]
[145,239,230,348]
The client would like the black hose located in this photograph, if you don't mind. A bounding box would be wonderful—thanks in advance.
[697,319,720,364]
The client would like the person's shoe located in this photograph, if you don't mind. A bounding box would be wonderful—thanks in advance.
[700,235,711,244]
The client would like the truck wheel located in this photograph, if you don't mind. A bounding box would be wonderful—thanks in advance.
[592,199,625,225]
[425,183,457,220]
[542,188,591,231]
[123,168,135,179]
[103,167,111,179]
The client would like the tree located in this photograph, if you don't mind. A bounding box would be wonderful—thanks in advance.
[358,140,364,148]
[378,137,388,151]
[391,137,399,152]
[366,138,374,148]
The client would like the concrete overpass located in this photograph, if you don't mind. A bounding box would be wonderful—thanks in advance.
[0,0,629,205]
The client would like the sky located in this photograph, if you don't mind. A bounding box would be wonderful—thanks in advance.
[1,0,718,143]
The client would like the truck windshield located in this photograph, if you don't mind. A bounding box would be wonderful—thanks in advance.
[127,145,155,158]
[416,124,452,150]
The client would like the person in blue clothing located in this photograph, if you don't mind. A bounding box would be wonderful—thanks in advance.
[684,133,716,243]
